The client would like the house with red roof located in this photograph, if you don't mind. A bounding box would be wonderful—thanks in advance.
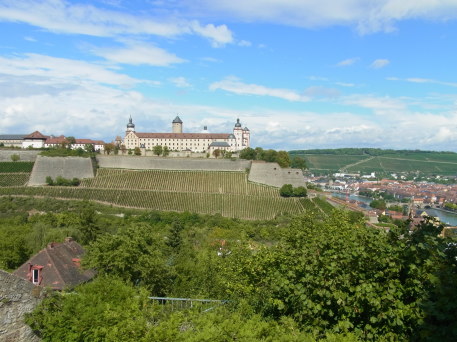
[13,237,95,290]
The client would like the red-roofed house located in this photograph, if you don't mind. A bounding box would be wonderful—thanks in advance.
[22,131,49,148]
[13,237,95,290]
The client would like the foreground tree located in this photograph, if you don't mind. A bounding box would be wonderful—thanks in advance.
[104,143,115,155]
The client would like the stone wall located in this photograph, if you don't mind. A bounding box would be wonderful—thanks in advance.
[97,156,251,171]
[28,156,95,186]
[0,270,42,342]
[248,161,305,188]
[0,150,39,162]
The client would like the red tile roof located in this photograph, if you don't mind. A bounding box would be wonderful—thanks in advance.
[14,238,95,290]
[24,131,49,140]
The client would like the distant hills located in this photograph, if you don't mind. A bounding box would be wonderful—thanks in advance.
[289,148,457,175]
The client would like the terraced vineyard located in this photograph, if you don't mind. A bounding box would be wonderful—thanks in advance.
[0,168,321,220]
[80,169,278,196]
[0,173,31,186]
[0,162,34,186]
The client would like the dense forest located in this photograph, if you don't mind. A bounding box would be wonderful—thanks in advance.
[1,196,456,341]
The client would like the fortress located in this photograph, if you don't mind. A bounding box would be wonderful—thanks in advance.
[122,116,250,154]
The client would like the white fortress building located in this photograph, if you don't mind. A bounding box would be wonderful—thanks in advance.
[123,116,250,153]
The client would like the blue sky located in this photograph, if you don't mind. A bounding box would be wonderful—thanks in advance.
[1,0,457,151]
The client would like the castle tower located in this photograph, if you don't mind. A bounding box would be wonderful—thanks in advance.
[172,116,183,133]
[126,116,135,134]
[233,118,243,150]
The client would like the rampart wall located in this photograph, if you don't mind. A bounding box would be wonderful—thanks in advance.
[28,156,95,186]
[0,270,42,342]
[97,156,251,171]
[248,162,305,187]
[0,150,39,162]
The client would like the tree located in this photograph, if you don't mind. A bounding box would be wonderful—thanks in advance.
[153,145,163,156]
[163,146,170,157]
[84,143,95,153]
[279,184,294,197]
[104,143,115,155]
[84,223,173,295]
[291,156,307,170]
[120,144,127,155]
[134,146,141,156]
[370,199,387,210]
[213,149,221,159]
[293,186,307,197]
[65,136,76,150]
[239,147,256,160]
[25,276,149,342]
[10,154,20,162]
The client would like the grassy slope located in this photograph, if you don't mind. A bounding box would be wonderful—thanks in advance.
[293,150,457,174]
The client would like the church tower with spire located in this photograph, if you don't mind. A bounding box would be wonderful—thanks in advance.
[126,116,135,134]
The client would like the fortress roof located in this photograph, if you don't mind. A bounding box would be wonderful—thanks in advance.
[24,131,49,140]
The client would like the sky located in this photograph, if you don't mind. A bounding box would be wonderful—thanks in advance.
[1,0,457,151]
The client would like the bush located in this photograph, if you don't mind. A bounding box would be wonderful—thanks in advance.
[46,176,80,187]
[280,184,307,197]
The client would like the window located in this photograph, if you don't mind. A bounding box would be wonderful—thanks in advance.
[32,268,40,285]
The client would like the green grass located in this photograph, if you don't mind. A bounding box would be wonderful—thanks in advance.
[346,157,457,175]
[301,155,368,171]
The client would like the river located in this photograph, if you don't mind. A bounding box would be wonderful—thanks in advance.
[331,192,457,226]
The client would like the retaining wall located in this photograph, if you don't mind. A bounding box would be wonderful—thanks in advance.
[0,150,40,162]
[0,270,43,342]
[28,156,95,186]
[248,162,305,188]
[97,156,251,172]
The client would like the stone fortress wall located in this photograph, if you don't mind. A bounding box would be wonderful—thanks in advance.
[0,270,42,342]
[0,150,40,162]
[28,156,95,186]
[248,161,305,187]
[97,156,252,172]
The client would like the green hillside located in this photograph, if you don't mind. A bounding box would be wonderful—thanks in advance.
[290,149,457,175]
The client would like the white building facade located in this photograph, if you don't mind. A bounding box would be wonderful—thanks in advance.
[123,116,250,153]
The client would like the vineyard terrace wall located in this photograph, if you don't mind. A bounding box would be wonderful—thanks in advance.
[248,162,306,188]
[28,156,95,186]
[96,156,252,172]
[0,150,39,162]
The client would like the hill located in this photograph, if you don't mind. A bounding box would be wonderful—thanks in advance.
[290,148,457,175]
[0,167,331,220]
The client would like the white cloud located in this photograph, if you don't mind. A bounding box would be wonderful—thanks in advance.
[90,42,185,66]
[0,53,139,87]
[370,59,390,69]
[169,77,191,88]
[238,40,252,47]
[0,0,234,46]
[209,77,310,102]
[336,57,359,67]
[387,76,457,88]
[188,0,457,34]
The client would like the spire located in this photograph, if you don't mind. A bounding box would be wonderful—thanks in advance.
[235,118,242,128]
